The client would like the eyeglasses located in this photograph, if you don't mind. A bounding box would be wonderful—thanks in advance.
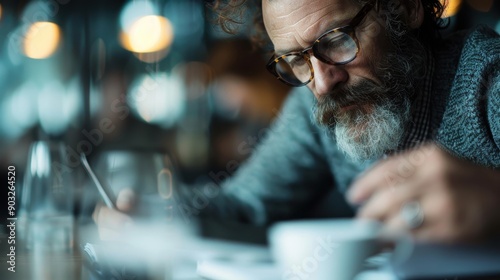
[266,1,375,87]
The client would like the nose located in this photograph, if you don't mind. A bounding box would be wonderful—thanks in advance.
[309,57,348,99]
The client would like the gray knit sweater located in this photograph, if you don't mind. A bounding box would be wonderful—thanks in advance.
[177,25,500,225]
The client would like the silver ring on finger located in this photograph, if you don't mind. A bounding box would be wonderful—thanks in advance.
[400,201,424,229]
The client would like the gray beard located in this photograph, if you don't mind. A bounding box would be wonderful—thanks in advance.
[333,100,410,162]
[313,35,425,162]
[314,87,412,163]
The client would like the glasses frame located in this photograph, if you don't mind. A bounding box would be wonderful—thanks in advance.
[266,1,376,87]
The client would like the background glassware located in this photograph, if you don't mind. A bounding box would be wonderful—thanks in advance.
[19,140,76,251]
[18,140,80,280]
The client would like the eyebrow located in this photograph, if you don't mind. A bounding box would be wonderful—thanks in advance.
[274,17,351,56]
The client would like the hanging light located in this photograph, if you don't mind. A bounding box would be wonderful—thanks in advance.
[119,0,174,62]
[23,22,61,59]
[120,15,173,53]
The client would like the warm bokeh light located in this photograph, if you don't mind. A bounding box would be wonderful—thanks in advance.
[441,0,462,18]
[120,15,174,53]
[0,4,3,22]
[23,22,61,59]
[466,0,494,12]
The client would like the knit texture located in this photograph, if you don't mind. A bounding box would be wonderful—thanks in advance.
[433,26,500,166]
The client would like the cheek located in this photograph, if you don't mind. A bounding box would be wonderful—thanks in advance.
[341,55,378,85]
[342,33,388,84]
[306,83,317,98]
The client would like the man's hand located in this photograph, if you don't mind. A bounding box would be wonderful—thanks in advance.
[348,143,500,243]
[93,188,136,240]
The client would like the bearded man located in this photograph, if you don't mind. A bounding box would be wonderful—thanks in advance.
[96,0,500,243]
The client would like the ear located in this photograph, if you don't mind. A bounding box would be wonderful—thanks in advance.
[407,0,424,29]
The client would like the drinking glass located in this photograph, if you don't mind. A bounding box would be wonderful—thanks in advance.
[18,140,80,280]
[19,140,76,251]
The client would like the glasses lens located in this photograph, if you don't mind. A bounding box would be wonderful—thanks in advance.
[275,55,311,86]
[316,31,357,64]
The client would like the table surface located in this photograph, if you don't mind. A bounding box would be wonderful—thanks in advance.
[2,230,500,280]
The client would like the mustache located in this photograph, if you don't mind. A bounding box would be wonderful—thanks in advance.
[317,79,390,110]
[314,79,392,125]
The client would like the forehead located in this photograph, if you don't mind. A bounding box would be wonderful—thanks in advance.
[262,0,359,53]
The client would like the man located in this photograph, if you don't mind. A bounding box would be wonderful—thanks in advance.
[96,0,500,243]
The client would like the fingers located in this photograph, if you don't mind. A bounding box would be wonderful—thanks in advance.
[357,189,395,220]
[92,188,136,229]
[116,188,136,212]
[363,191,424,239]
[93,204,133,230]
[350,143,500,243]
[348,155,406,204]
[93,188,136,240]
[352,145,440,241]
[348,144,436,205]
[357,180,421,223]
[93,204,133,240]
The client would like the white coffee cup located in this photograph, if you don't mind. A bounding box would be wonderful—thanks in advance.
[269,219,385,280]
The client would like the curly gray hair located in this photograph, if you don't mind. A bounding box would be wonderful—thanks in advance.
[209,0,446,47]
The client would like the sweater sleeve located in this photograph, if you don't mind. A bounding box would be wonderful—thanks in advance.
[436,25,500,167]
[174,87,333,225]
[486,58,500,156]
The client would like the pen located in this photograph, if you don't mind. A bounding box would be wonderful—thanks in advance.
[80,153,117,210]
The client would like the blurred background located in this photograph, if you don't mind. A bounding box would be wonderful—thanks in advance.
[0,0,499,227]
